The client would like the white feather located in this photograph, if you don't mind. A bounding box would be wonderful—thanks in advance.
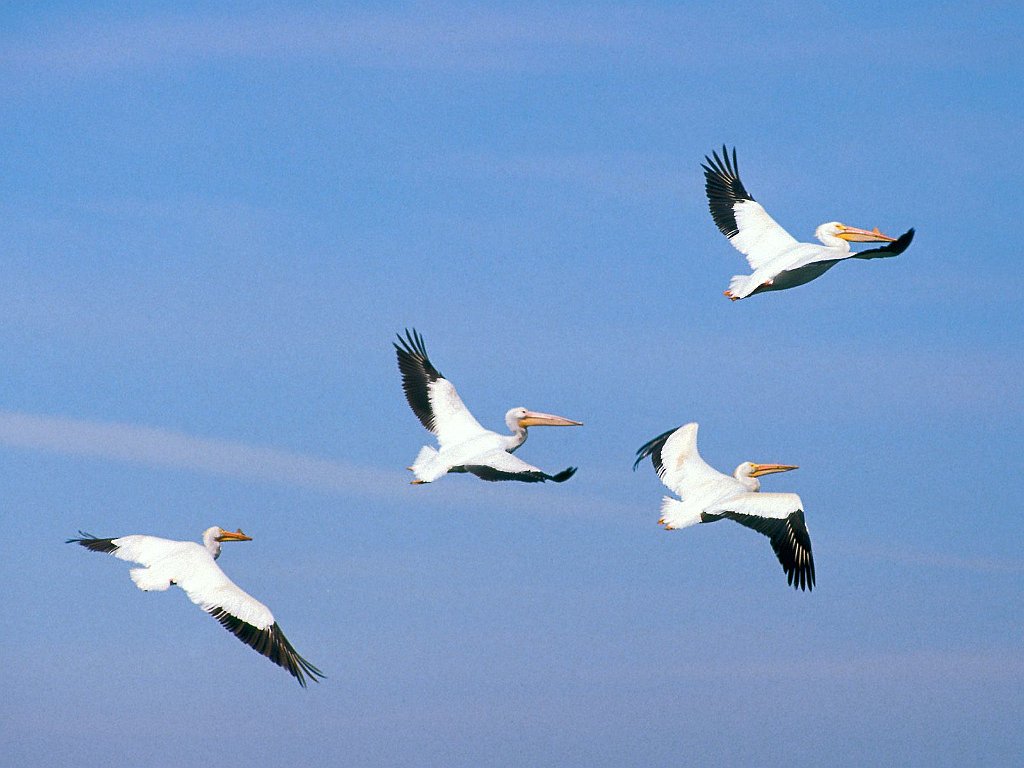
[659,497,702,530]
[705,491,803,519]
[101,533,275,629]
[427,378,489,449]
[655,423,726,496]
[729,200,799,270]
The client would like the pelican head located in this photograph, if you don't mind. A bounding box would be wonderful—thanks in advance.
[816,221,897,245]
[734,462,799,489]
[203,526,253,558]
[506,407,583,432]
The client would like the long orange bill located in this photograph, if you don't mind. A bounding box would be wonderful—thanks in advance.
[836,225,896,243]
[749,463,799,478]
[216,528,253,542]
[518,410,584,428]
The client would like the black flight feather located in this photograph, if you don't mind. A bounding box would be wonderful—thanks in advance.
[702,145,754,240]
[633,426,679,475]
[719,510,816,591]
[465,465,577,483]
[66,531,119,554]
[206,608,325,688]
[394,328,443,433]
[852,227,915,260]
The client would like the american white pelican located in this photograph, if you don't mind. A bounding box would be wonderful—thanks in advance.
[634,423,815,591]
[68,526,324,687]
[703,146,914,300]
[395,329,582,484]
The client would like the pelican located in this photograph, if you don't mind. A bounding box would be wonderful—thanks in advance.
[395,329,582,483]
[703,146,914,299]
[68,526,324,687]
[634,423,814,591]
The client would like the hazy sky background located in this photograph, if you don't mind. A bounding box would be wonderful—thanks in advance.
[2,2,1022,766]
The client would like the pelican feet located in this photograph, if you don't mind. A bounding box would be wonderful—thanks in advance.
[723,290,739,302]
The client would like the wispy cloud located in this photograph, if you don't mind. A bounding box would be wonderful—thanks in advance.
[607,649,1024,686]
[2,4,1008,83]
[2,409,1020,577]
[0,408,405,496]
[0,8,648,78]
[431,149,696,199]
[833,541,1024,576]
[0,409,621,517]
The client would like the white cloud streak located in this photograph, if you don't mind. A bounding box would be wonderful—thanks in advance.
[608,649,1024,686]
[2,409,1020,577]
[0,5,1009,88]
[833,541,1024,576]
[0,408,405,496]
[0,9,646,77]
[0,409,622,517]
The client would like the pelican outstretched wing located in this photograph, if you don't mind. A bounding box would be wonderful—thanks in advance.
[464,449,576,483]
[176,561,325,687]
[702,145,798,271]
[704,493,815,591]
[395,329,489,448]
[634,423,725,497]
[67,532,181,565]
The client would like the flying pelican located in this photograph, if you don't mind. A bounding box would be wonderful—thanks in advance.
[395,329,582,484]
[703,145,914,300]
[634,423,814,591]
[68,526,324,687]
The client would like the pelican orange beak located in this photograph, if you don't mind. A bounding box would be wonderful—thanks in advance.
[749,463,799,478]
[215,528,253,542]
[518,410,583,428]
[836,225,897,243]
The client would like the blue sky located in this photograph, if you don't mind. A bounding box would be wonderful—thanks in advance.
[1,2,1022,766]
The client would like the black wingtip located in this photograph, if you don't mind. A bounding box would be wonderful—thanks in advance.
[885,227,915,253]
[283,649,326,689]
[208,611,326,688]
[67,531,119,553]
[632,426,679,472]
[395,327,443,433]
[550,466,577,483]
[851,226,915,260]
[394,327,427,358]
[702,145,753,239]
[788,562,816,592]
[65,529,92,544]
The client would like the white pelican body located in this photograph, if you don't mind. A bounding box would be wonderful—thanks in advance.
[395,329,582,483]
[703,146,914,300]
[68,526,323,686]
[634,423,815,591]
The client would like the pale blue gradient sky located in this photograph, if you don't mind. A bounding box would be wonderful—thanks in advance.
[1,3,1022,766]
